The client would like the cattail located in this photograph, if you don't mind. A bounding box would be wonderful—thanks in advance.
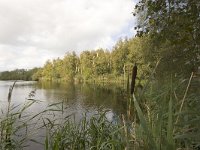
[7,81,16,103]
[126,67,130,93]
[131,63,137,95]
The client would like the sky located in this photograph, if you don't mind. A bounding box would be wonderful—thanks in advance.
[0,0,136,71]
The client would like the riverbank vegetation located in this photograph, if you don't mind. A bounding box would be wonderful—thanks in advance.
[0,68,39,81]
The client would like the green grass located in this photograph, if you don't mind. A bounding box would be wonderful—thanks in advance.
[44,111,127,150]
[131,73,200,150]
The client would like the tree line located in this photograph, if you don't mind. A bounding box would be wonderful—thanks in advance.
[0,68,39,81]
[1,0,199,82]
[31,37,152,82]
[33,0,199,82]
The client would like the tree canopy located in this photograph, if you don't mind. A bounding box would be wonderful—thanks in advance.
[134,0,200,78]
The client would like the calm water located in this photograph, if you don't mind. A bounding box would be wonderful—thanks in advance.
[0,80,128,149]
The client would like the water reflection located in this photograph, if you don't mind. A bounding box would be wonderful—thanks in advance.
[0,80,128,118]
[34,81,128,116]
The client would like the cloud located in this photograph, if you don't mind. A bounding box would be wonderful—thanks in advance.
[0,0,136,71]
[0,44,59,71]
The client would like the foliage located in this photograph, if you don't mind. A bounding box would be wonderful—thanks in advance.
[111,39,129,75]
[45,112,126,150]
[132,74,200,150]
[32,37,153,82]
[0,68,39,81]
[134,0,200,78]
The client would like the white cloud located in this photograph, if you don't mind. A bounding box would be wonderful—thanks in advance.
[0,0,136,71]
[0,44,59,71]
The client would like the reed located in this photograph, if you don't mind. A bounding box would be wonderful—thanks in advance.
[0,82,64,149]
[129,72,200,150]
[44,111,128,150]
[1,81,30,149]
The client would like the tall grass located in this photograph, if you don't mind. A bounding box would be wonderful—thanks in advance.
[130,72,200,150]
[44,111,127,150]
[0,82,64,149]
[0,81,32,149]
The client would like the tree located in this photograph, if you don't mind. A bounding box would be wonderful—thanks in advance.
[52,58,63,79]
[62,52,78,80]
[134,0,200,78]
[127,36,152,79]
[42,60,53,80]
[111,39,129,75]
[80,51,94,80]
[93,49,111,76]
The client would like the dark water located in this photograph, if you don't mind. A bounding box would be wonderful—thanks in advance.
[0,80,128,149]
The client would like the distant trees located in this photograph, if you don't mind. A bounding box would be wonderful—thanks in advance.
[33,52,79,81]
[32,37,152,82]
[0,68,39,81]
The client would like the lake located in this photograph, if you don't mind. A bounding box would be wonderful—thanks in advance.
[0,80,128,149]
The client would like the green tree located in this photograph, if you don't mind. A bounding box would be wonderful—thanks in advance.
[93,49,111,76]
[62,52,78,80]
[111,39,129,75]
[52,58,63,79]
[80,51,94,80]
[42,60,53,80]
[134,0,200,78]
[127,36,152,79]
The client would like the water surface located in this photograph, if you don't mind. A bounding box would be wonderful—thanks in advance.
[0,80,128,149]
